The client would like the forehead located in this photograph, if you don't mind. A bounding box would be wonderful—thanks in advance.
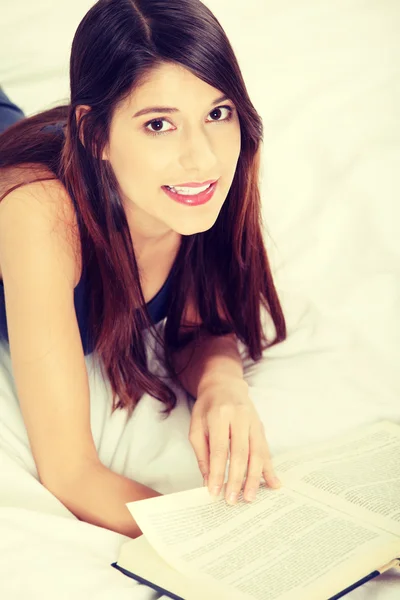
[122,62,222,111]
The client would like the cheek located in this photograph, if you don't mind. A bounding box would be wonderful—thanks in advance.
[109,138,162,189]
[224,132,241,174]
[220,124,241,159]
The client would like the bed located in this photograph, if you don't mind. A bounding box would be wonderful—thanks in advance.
[0,0,399,598]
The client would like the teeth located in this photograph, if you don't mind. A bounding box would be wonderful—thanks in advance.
[167,184,211,195]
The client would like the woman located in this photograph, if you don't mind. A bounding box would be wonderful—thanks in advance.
[0,0,286,539]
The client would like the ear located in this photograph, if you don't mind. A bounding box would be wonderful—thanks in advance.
[75,105,110,161]
[102,145,110,161]
[75,105,91,148]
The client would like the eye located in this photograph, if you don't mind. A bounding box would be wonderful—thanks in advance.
[206,105,234,123]
[144,105,234,137]
[145,118,174,136]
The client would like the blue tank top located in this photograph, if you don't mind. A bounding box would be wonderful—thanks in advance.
[0,122,172,355]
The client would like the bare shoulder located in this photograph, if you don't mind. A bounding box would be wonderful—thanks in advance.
[0,165,82,287]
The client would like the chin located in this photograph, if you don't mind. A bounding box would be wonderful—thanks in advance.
[173,214,220,236]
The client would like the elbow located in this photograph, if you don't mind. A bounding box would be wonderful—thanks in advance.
[38,455,102,502]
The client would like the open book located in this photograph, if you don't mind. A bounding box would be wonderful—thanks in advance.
[111,419,400,600]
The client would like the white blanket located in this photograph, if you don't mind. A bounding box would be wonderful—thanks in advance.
[0,0,399,598]
[0,320,399,599]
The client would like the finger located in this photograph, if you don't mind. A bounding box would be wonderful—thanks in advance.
[188,416,210,480]
[207,413,230,497]
[225,415,250,505]
[261,436,281,489]
[243,434,265,502]
[188,427,210,481]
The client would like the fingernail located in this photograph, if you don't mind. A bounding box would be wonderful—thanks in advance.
[203,476,208,487]
[245,489,256,502]
[210,485,221,497]
[272,476,282,488]
[227,492,238,505]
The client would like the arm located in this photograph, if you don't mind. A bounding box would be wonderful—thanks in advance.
[0,182,160,539]
[171,331,245,399]
[51,463,161,538]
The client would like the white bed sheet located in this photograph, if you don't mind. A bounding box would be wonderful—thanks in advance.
[0,0,399,598]
[0,319,399,599]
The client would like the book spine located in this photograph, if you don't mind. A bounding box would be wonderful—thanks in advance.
[110,562,185,600]
[328,558,400,600]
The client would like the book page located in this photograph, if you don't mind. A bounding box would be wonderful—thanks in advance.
[126,482,400,600]
[272,420,400,535]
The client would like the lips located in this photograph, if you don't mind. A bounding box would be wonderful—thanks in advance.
[162,180,218,206]
[166,179,218,188]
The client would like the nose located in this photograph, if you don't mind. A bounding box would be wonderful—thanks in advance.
[178,124,218,175]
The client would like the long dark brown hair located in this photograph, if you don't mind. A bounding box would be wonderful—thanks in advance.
[0,0,286,419]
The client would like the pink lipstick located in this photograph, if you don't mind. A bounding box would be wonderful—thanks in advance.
[162,181,218,206]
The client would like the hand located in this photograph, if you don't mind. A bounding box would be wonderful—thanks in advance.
[188,378,281,505]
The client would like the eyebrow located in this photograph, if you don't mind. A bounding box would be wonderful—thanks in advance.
[132,94,231,118]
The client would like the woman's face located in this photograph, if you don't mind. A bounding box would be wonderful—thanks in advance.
[102,62,241,246]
